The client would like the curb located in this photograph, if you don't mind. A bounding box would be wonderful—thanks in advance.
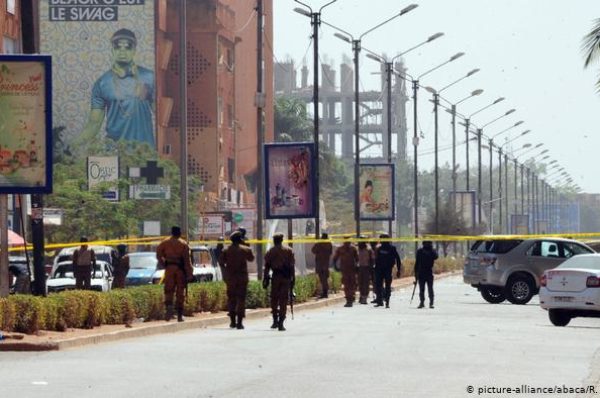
[0,271,460,352]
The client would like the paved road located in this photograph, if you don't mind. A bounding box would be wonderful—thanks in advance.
[1,276,600,398]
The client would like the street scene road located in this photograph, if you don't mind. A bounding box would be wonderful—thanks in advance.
[2,275,599,398]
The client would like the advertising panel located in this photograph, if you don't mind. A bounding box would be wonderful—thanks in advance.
[358,163,395,221]
[450,191,477,229]
[199,216,225,237]
[39,0,156,149]
[0,55,52,193]
[264,143,316,219]
[87,156,119,200]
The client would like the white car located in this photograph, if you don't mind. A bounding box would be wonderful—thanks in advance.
[46,261,114,293]
[151,246,221,284]
[539,254,600,326]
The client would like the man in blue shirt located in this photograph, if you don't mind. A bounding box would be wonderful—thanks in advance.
[81,28,155,148]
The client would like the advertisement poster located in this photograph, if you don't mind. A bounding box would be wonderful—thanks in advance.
[450,190,477,229]
[359,164,395,220]
[264,143,316,219]
[87,156,119,200]
[0,55,52,193]
[39,0,156,149]
[199,215,225,237]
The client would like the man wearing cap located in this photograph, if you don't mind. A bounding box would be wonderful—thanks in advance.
[373,234,402,308]
[263,233,295,331]
[111,244,130,289]
[218,231,255,329]
[415,241,438,309]
[333,237,359,307]
[311,232,333,299]
[156,227,193,322]
[72,237,96,290]
[80,28,155,147]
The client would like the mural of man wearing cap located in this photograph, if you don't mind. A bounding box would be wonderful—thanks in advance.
[80,28,155,147]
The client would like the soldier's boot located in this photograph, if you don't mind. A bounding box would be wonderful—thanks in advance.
[229,314,236,328]
[177,308,184,322]
[165,305,174,321]
[418,301,425,309]
[319,291,328,299]
[236,316,244,330]
[278,316,286,331]
[344,299,353,307]
[429,298,434,309]
[270,314,279,329]
[385,300,390,309]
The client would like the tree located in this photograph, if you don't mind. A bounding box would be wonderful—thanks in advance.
[274,97,313,142]
[582,18,600,92]
[425,198,469,257]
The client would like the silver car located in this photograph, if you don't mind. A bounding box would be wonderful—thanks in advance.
[464,238,594,305]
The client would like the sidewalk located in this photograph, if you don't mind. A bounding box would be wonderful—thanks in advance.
[0,272,459,352]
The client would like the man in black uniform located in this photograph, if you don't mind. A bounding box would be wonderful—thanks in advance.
[415,240,438,309]
[373,234,401,308]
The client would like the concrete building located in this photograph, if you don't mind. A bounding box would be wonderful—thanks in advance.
[157,0,274,211]
[0,0,20,53]
[275,58,409,162]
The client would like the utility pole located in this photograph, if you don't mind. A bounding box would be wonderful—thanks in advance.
[312,9,321,240]
[433,92,439,237]
[386,62,393,236]
[412,79,419,253]
[179,0,188,238]
[477,128,483,227]
[256,0,265,279]
[0,195,8,297]
[354,39,361,238]
[465,119,471,191]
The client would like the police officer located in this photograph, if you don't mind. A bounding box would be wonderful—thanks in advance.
[111,244,130,289]
[415,241,438,309]
[263,233,295,331]
[156,226,194,322]
[72,237,96,290]
[357,238,374,305]
[333,237,359,307]
[218,231,255,329]
[311,232,333,299]
[373,234,401,308]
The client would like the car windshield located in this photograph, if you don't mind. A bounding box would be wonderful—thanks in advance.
[557,256,600,270]
[53,264,105,279]
[192,250,212,265]
[471,240,522,254]
[129,254,157,269]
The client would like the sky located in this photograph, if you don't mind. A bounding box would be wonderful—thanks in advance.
[273,0,600,193]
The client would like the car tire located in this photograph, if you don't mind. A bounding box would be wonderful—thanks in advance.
[480,286,506,304]
[548,309,571,327]
[505,274,535,305]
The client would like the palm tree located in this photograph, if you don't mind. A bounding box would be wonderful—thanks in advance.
[582,18,600,91]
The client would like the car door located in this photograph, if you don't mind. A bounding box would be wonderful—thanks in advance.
[527,240,566,278]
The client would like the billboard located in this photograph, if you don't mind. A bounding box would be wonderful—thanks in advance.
[264,143,316,219]
[358,163,395,220]
[87,156,119,200]
[0,55,53,194]
[39,1,156,149]
[199,215,225,237]
[450,191,477,229]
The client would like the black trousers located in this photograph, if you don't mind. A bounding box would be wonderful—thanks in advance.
[418,274,434,304]
[374,268,392,304]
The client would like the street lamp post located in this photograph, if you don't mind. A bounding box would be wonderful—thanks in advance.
[294,0,339,240]
[332,3,419,237]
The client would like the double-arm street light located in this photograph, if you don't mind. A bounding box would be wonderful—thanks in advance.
[475,108,516,227]
[332,3,419,237]
[293,0,340,239]
[424,67,479,235]
[366,32,444,236]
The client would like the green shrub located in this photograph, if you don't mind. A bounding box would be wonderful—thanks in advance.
[246,281,269,309]
[0,297,15,331]
[12,295,46,334]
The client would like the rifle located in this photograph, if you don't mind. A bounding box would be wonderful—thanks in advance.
[410,278,418,305]
[289,276,296,320]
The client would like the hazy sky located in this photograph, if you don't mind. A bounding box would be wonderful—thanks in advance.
[273,0,600,193]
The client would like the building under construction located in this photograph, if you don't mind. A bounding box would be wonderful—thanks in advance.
[275,58,410,162]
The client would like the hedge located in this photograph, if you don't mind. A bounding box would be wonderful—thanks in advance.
[0,272,343,334]
[0,257,464,335]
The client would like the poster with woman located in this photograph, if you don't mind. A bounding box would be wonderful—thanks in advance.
[264,143,316,219]
[359,164,395,220]
[0,55,52,193]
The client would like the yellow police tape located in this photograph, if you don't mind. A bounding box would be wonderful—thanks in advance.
[8,231,600,252]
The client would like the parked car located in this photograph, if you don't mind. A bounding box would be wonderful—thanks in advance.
[464,238,594,305]
[46,261,113,293]
[51,245,117,276]
[539,254,600,326]
[8,256,31,294]
[125,252,158,286]
[151,245,221,284]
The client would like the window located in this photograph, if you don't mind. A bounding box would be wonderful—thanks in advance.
[7,0,15,14]
[3,36,17,54]
[562,242,593,258]
[472,240,522,254]
[528,241,563,258]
